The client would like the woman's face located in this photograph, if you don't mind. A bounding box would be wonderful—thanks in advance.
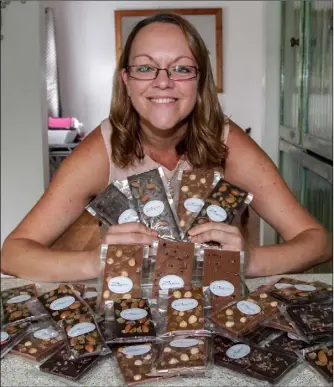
[122,22,199,131]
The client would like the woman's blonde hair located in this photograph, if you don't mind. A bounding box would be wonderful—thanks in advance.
[109,12,228,169]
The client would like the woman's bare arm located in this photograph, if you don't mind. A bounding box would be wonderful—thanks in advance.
[1,127,110,282]
[225,121,332,277]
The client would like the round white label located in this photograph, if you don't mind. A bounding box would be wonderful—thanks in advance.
[118,209,138,224]
[120,308,148,321]
[237,301,261,315]
[226,344,251,359]
[207,205,227,222]
[294,284,316,292]
[171,298,198,312]
[0,332,9,343]
[159,275,184,291]
[122,345,151,356]
[6,294,31,304]
[83,291,98,299]
[143,200,164,217]
[50,296,75,311]
[67,322,96,338]
[184,198,204,213]
[33,328,59,340]
[287,332,302,341]
[170,338,199,348]
[274,283,294,289]
[210,281,235,297]
[108,276,133,294]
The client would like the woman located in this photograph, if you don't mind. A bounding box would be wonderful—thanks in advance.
[1,13,331,281]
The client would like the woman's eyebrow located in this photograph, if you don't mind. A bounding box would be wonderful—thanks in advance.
[133,54,196,66]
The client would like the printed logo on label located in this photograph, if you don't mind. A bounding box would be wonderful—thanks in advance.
[122,345,151,356]
[0,331,9,343]
[118,209,138,224]
[6,294,31,304]
[34,328,59,340]
[287,332,302,341]
[274,283,294,289]
[210,281,235,297]
[108,276,133,294]
[170,339,199,348]
[236,300,261,315]
[83,291,98,299]
[171,298,198,312]
[159,275,184,291]
[184,198,204,213]
[143,200,164,217]
[294,284,316,292]
[67,322,96,338]
[226,344,251,359]
[207,205,227,222]
[50,296,75,311]
[120,308,148,321]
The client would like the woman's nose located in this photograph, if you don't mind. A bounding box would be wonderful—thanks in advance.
[152,69,174,89]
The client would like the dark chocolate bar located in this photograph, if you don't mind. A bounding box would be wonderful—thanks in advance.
[244,326,279,345]
[265,331,310,355]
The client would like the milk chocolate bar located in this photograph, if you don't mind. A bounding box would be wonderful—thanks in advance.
[101,245,144,308]
[202,249,241,313]
[177,169,218,233]
[0,322,30,359]
[304,344,333,383]
[191,179,252,227]
[38,285,107,359]
[167,287,204,333]
[86,183,138,226]
[155,337,209,375]
[11,323,63,362]
[214,334,298,383]
[115,342,160,385]
[39,346,99,381]
[1,284,37,323]
[269,277,332,305]
[152,241,195,297]
[211,291,281,336]
[127,168,181,240]
[114,299,156,340]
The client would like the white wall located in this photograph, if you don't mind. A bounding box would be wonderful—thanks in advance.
[44,0,267,146]
[1,1,49,246]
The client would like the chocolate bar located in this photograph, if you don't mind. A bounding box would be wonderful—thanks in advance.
[167,287,204,334]
[304,344,333,383]
[214,334,298,383]
[86,183,138,226]
[1,284,37,323]
[211,291,281,336]
[82,287,98,314]
[114,299,156,340]
[244,326,279,345]
[127,168,181,241]
[262,312,296,333]
[202,249,241,313]
[11,323,63,362]
[39,346,99,381]
[100,245,145,308]
[0,322,30,359]
[265,331,310,355]
[152,241,195,297]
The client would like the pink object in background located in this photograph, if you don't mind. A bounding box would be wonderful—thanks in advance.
[48,117,74,130]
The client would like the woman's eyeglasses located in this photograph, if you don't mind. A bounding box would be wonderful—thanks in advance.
[125,65,199,81]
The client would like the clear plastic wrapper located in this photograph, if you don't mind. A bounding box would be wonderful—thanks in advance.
[99,244,149,311]
[0,321,31,359]
[262,330,312,355]
[127,167,182,241]
[1,284,47,324]
[37,284,110,360]
[211,286,282,337]
[189,179,253,240]
[213,333,301,384]
[176,169,221,236]
[85,182,138,227]
[9,319,64,363]
[269,277,333,305]
[261,310,297,334]
[113,179,133,200]
[299,342,333,385]
[244,326,281,346]
[148,336,212,377]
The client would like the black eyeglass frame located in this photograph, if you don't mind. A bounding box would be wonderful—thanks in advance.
[125,65,200,81]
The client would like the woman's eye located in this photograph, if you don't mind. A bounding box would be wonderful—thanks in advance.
[136,65,154,72]
[173,66,191,73]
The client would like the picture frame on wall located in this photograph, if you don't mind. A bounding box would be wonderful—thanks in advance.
[114,8,223,92]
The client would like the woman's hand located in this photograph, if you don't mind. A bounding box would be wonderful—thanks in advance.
[103,222,158,245]
[188,222,244,251]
